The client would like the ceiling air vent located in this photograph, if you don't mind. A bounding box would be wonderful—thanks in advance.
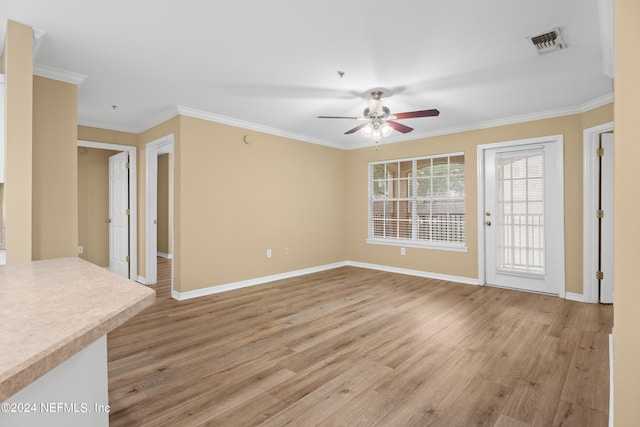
[530,27,566,55]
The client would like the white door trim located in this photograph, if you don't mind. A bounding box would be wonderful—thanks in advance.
[145,134,174,292]
[477,134,565,297]
[583,121,614,303]
[77,140,138,282]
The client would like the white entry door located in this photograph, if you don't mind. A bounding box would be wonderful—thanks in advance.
[109,151,130,278]
[483,138,565,295]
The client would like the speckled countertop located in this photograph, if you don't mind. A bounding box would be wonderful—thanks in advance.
[0,257,155,401]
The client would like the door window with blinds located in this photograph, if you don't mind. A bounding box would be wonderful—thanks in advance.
[368,152,466,250]
[496,148,545,275]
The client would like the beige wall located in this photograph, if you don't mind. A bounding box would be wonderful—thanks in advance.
[614,0,640,423]
[175,116,346,292]
[78,125,138,147]
[345,106,613,294]
[3,20,32,263]
[157,153,171,255]
[32,76,79,260]
[78,147,118,266]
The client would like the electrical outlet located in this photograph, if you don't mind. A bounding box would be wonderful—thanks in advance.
[400,247,406,256]
[78,246,84,254]
[266,249,272,258]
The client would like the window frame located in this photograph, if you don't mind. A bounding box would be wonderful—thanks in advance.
[367,152,468,252]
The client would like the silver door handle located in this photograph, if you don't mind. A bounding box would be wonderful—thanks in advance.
[485,221,492,226]
[106,218,111,223]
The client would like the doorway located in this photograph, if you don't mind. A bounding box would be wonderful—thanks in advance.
[583,122,614,303]
[145,134,174,293]
[477,135,565,296]
[77,140,138,281]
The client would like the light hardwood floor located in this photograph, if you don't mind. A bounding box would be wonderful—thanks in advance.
[107,258,612,426]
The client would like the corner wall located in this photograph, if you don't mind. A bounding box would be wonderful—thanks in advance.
[3,20,33,263]
[613,0,640,423]
[32,76,79,260]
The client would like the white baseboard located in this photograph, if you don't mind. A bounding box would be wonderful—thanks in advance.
[172,262,348,300]
[172,261,479,300]
[346,261,479,285]
[565,292,585,302]
[164,261,596,303]
[157,252,173,259]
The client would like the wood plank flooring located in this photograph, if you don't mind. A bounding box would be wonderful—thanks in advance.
[107,258,612,426]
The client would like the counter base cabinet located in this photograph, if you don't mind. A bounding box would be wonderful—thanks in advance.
[0,336,109,427]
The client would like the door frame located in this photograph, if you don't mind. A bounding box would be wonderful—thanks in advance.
[145,134,174,291]
[77,140,138,282]
[477,134,565,297]
[583,121,614,303]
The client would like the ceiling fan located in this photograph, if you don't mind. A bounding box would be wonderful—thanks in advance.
[318,90,440,141]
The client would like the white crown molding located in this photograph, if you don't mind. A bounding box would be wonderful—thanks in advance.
[135,104,344,149]
[78,92,614,149]
[578,92,614,112]
[33,63,87,86]
[360,92,614,150]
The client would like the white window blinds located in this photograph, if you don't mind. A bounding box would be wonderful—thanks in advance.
[368,152,465,248]
[496,148,545,274]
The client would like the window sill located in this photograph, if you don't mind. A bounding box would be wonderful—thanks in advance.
[366,239,468,253]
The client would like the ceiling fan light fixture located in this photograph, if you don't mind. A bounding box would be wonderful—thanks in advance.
[361,122,393,140]
[361,123,373,138]
[318,89,436,143]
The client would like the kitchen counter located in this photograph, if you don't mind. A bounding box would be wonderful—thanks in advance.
[0,257,154,403]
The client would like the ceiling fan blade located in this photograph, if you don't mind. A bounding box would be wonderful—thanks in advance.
[317,115,361,119]
[344,123,368,134]
[387,120,414,133]
[390,109,440,120]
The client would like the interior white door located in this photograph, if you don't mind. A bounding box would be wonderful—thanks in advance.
[484,141,564,295]
[600,133,614,303]
[109,151,130,278]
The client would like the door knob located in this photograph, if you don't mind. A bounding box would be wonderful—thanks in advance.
[105,218,111,223]
[485,221,492,226]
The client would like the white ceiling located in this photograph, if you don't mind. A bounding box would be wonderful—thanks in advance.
[1,0,613,149]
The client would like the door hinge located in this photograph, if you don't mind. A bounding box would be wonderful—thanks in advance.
[597,209,604,218]
[126,162,130,169]
[126,209,130,215]
[125,255,130,263]
[596,271,604,280]
[596,147,604,157]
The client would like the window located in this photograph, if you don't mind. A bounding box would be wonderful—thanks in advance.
[368,152,466,250]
